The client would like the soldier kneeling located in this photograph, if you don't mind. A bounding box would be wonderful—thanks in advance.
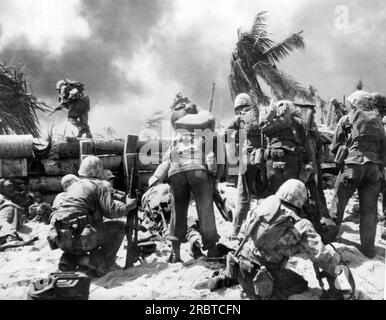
[48,156,137,277]
[197,179,353,300]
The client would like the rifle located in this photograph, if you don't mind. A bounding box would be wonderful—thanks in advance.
[49,106,64,117]
[213,188,233,222]
[124,161,141,269]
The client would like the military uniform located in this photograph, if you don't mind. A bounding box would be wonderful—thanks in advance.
[330,93,386,257]
[262,102,314,194]
[49,157,136,276]
[57,80,92,138]
[166,105,224,261]
[226,94,266,236]
[234,181,342,299]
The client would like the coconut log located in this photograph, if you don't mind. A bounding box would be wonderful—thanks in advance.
[99,155,123,171]
[29,176,63,193]
[0,159,28,178]
[42,159,80,176]
[0,135,34,159]
[137,139,171,154]
[50,137,80,160]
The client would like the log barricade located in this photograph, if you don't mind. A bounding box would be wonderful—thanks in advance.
[0,135,170,205]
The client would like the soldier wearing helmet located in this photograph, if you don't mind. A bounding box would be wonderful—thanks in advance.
[226,93,266,237]
[55,79,92,138]
[330,91,386,258]
[260,100,315,194]
[165,95,225,263]
[203,180,350,300]
[48,156,137,277]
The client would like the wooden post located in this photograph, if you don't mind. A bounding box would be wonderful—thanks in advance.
[79,139,94,163]
[123,134,139,192]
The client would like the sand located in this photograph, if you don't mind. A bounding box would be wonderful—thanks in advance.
[0,185,384,300]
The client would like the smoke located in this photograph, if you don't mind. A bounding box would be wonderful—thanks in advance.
[0,0,171,105]
[1,0,385,136]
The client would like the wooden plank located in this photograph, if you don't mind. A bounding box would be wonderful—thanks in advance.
[123,135,139,192]
[0,159,28,178]
[79,139,94,162]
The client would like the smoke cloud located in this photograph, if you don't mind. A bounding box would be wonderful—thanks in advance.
[0,0,385,136]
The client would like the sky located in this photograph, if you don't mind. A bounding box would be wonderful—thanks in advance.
[0,0,385,137]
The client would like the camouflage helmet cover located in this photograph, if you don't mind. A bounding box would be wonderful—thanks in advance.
[56,80,66,90]
[234,93,252,109]
[78,156,104,179]
[276,179,307,209]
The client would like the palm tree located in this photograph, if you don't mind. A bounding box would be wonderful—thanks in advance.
[309,85,328,124]
[229,11,313,105]
[0,62,51,137]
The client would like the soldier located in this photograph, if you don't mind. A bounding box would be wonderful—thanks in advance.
[55,79,92,138]
[225,93,266,237]
[48,156,137,277]
[195,180,352,300]
[330,92,386,257]
[261,100,315,193]
[165,99,225,263]
[52,174,80,212]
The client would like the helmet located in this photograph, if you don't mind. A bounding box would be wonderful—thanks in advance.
[355,91,373,110]
[78,156,104,179]
[234,93,252,109]
[372,92,386,108]
[347,90,372,109]
[275,100,295,116]
[276,179,307,209]
[56,80,66,90]
[61,174,80,191]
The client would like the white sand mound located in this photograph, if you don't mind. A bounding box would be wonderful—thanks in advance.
[0,184,384,300]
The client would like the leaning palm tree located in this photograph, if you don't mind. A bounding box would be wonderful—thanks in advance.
[229,11,313,105]
[0,62,51,137]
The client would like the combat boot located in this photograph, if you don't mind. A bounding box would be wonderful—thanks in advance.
[190,240,204,260]
[168,242,182,263]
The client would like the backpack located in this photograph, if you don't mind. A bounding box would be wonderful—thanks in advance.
[239,106,260,136]
[64,79,85,93]
[348,109,384,142]
[261,115,291,137]
[243,196,295,254]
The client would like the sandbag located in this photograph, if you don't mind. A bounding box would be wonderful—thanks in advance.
[174,111,215,131]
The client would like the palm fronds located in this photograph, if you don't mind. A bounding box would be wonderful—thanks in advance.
[229,11,311,105]
[264,32,305,64]
[0,62,52,137]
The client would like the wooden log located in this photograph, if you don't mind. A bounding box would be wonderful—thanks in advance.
[0,159,28,178]
[50,137,80,159]
[0,135,34,159]
[99,155,123,171]
[137,139,171,154]
[29,176,63,193]
[93,139,125,155]
[41,159,80,176]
